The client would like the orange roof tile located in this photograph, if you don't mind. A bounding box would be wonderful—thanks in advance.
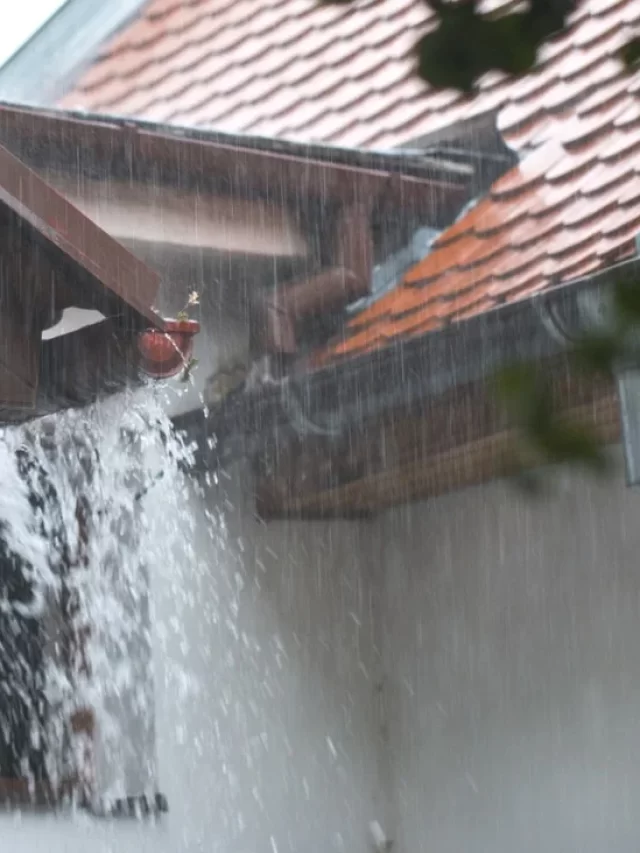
[60,0,640,366]
[315,0,640,363]
[55,0,578,150]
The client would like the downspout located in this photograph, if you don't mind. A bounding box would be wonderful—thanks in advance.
[255,201,374,356]
[617,369,640,484]
[616,235,640,486]
[536,259,640,487]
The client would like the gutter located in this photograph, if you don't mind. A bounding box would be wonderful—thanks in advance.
[173,256,640,472]
[0,101,471,192]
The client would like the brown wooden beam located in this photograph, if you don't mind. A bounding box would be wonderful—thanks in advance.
[255,201,374,355]
[0,143,162,328]
[0,105,468,217]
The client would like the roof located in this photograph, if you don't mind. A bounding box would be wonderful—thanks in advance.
[44,0,640,370]
[0,140,161,328]
[0,101,503,229]
[59,0,532,150]
[317,0,640,363]
[178,255,640,472]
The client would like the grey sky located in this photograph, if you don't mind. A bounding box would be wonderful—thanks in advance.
[0,0,66,67]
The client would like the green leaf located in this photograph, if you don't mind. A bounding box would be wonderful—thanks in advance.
[496,362,609,478]
[613,277,640,325]
[415,0,575,92]
[415,4,482,93]
[620,36,640,70]
[526,0,577,43]
[486,14,537,76]
[531,421,609,474]
[495,363,549,425]
[180,357,199,383]
[495,364,538,401]
[571,332,619,375]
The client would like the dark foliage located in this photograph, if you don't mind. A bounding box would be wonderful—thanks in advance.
[323,0,636,91]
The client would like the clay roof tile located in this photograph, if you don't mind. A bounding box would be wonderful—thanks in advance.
[60,0,640,363]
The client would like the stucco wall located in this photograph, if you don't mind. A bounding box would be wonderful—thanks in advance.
[6,433,640,853]
[381,455,640,853]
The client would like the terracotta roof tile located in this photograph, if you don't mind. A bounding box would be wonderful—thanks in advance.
[310,0,640,364]
[68,0,626,149]
[61,0,606,150]
[60,0,640,365]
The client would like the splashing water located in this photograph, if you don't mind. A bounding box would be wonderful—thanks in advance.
[0,388,200,812]
[0,384,378,853]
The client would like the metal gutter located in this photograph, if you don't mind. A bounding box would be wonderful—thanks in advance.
[0,101,510,188]
[174,256,640,470]
[402,110,517,199]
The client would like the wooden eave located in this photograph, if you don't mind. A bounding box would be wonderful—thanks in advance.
[0,143,162,327]
[0,103,471,225]
[0,141,162,418]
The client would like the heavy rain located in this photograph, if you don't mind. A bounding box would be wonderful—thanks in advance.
[0,1,639,852]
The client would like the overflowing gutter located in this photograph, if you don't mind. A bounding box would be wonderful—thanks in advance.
[0,142,162,328]
[174,256,640,471]
[0,137,200,422]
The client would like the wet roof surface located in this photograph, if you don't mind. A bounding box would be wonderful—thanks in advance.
[61,0,640,366]
[62,0,523,149]
[317,0,640,363]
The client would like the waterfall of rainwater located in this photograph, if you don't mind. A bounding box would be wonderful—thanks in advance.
[0,389,200,813]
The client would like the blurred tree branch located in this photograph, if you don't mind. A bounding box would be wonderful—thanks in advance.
[323,0,638,92]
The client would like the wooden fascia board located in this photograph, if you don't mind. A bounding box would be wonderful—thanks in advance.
[0,143,163,328]
[254,359,621,518]
[0,105,469,218]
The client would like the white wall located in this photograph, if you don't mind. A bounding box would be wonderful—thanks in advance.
[7,394,640,853]
[381,456,640,853]
[154,468,386,853]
